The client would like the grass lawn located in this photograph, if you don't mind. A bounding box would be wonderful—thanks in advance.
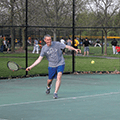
[0,45,120,78]
[0,52,120,78]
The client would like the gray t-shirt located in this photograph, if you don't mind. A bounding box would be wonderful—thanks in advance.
[40,41,66,67]
[34,40,38,45]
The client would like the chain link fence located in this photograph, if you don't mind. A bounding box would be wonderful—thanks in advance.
[0,26,120,79]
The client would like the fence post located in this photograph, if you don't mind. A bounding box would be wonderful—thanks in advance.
[102,30,104,54]
[72,0,75,73]
[25,0,28,75]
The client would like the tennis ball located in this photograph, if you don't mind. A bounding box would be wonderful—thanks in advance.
[91,60,95,64]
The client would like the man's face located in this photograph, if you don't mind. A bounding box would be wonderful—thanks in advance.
[44,37,52,46]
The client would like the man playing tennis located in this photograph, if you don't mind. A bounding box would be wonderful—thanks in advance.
[26,34,81,99]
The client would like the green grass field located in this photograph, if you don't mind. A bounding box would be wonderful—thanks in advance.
[0,51,120,78]
[0,45,120,78]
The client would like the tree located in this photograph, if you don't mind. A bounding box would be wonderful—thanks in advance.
[0,0,86,45]
[39,0,73,41]
[87,0,120,55]
[0,0,15,52]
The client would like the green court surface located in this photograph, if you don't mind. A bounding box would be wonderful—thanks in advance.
[0,74,120,120]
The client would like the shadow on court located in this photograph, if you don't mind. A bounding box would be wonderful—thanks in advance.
[0,74,120,120]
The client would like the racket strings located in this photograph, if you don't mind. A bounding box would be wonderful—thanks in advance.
[8,62,19,71]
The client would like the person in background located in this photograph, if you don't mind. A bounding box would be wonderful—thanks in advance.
[3,36,7,51]
[3,36,7,47]
[0,36,4,52]
[72,37,81,55]
[32,38,39,54]
[38,40,42,50]
[7,35,11,52]
[66,38,72,53]
[27,37,32,45]
[60,37,66,54]
[111,38,118,54]
[94,39,101,47]
[67,37,72,46]
[83,37,90,56]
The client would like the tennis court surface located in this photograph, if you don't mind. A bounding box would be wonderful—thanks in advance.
[0,74,120,120]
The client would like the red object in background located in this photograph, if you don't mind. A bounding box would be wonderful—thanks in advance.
[116,46,120,52]
[39,40,42,43]
[28,37,31,40]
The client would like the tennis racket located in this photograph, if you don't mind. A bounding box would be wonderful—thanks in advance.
[7,61,26,71]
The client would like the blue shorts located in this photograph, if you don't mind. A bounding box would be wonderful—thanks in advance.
[48,65,65,79]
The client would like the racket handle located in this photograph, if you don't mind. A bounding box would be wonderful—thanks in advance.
[21,68,26,70]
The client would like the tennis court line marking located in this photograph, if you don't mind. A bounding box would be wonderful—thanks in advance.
[0,92,120,107]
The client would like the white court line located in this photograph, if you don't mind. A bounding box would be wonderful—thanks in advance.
[0,92,120,107]
[0,119,8,120]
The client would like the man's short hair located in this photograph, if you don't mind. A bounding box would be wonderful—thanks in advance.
[44,34,51,39]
